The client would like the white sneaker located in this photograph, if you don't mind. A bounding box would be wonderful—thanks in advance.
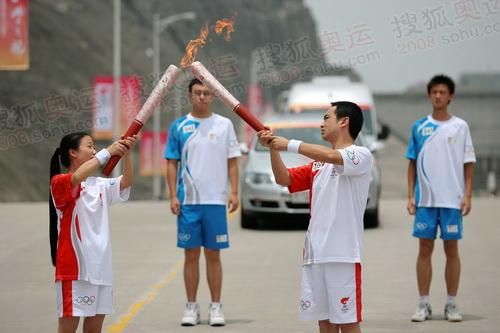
[411,303,432,322]
[209,302,226,326]
[181,303,200,326]
[445,303,463,322]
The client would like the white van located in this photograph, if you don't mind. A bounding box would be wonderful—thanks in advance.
[284,76,389,150]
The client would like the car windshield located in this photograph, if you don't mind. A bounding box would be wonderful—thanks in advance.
[255,126,328,151]
[288,108,374,136]
[362,109,374,136]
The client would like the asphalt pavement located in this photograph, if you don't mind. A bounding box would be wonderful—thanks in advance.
[1,137,499,333]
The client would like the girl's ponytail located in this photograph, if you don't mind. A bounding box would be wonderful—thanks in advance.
[49,132,89,267]
[49,148,62,266]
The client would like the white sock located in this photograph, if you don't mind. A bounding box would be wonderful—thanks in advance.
[447,295,456,305]
[420,295,430,305]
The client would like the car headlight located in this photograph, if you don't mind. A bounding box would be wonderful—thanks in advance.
[245,172,274,185]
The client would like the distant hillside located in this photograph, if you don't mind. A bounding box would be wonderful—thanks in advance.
[0,0,356,201]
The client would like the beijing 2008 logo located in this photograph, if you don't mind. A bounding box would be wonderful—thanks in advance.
[340,297,350,313]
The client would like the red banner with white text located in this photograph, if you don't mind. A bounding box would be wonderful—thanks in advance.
[92,76,141,140]
[0,0,29,70]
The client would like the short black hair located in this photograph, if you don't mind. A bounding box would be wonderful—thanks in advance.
[331,101,363,140]
[188,78,203,93]
[427,74,455,95]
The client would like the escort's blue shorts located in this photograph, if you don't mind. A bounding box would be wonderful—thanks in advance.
[177,204,229,249]
[413,207,463,240]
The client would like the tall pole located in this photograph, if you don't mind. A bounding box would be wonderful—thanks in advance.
[152,13,161,199]
[113,0,121,178]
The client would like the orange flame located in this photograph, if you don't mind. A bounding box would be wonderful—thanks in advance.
[180,23,209,68]
[214,14,236,42]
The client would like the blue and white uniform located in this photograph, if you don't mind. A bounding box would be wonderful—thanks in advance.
[165,113,241,248]
[406,115,475,239]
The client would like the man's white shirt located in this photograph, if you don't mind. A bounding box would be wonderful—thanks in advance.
[288,145,373,265]
[406,115,476,209]
[165,113,241,205]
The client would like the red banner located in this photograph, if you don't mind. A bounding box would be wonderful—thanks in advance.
[93,76,114,139]
[139,130,167,176]
[92,76,141,140]
[120,76,141,133]
[0,0,29,70]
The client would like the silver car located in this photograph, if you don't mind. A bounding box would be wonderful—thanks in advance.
[240,114,380,229]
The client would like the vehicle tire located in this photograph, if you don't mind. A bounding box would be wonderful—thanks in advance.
[364,208,379,228]
[241,210,258,229]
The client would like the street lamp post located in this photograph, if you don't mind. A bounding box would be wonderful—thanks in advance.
[152,11,196,200]
[112,0,121,178]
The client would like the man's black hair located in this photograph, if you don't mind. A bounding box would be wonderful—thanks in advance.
[188,78,203,93]
[331,101,364,140]
[427,74,455,95]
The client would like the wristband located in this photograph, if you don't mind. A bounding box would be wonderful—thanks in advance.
[287,139,303,153]
[95,149,111,166]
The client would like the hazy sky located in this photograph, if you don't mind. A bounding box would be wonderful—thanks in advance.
[304,0,500,92]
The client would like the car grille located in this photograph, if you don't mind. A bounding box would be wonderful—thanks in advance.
[285,202,309,209]
[250,199,279,208]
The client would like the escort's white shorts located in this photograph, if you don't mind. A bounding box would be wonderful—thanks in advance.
[299,262,362,324]
[55,280,113,318]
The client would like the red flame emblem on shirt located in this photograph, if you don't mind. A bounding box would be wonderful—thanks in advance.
[340,297,350,305]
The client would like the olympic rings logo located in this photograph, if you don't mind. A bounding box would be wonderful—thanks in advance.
[416,222,427,230]
[178,233,191,242]
[346,150,360,165]
[75,296,95,305]
[300,300,311,311]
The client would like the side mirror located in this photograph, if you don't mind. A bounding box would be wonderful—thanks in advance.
[378,124,390,140]
[239,142,249,155]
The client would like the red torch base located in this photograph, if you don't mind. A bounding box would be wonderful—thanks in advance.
[102,119,144,176]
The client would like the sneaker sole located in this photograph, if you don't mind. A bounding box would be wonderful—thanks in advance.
[210,323,226,327]
[209,319,226,327]
[445,315,462,322]
[411,315,432,322]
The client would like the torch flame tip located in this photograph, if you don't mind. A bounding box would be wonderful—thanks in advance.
[180,16,237,67]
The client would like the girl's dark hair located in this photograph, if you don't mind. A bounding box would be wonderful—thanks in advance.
[49,132,89,266]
